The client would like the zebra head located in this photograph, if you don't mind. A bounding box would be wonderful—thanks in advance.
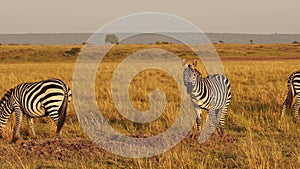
[0,89,14,133]
[0,89,13,112]
[182,59,202,94]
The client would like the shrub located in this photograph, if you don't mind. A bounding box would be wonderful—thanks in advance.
[65,47,81,56]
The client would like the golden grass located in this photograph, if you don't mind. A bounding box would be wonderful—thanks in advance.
[0,44,299,168]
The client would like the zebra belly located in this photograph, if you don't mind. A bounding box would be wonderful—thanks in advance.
[192,96,227,110]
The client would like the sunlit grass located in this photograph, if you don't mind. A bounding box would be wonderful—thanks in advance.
[0,44,299,168]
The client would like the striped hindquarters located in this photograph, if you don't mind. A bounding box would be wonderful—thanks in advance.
[282,70,300,120]
[290,70,300,97]
[15,79,70,121]
[284,70,300,108]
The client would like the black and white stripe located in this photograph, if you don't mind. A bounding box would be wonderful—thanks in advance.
[183,59,231,136]
[282,70,300,123]
[0,78,71,142]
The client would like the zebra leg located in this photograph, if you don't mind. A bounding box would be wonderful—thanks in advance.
[0,124,5,139]
[0,111,11,139]
[217,106,229,136]
[50,112,66,140]
[208,109,219,132]
[0,127,3,139]
[48,113,61,140]
[282,90,292,118]
[293,95,300,124]
[56,126,62,140]
[28,118,37,139]
[194,106,202,131]
[206,99,219,134]
[281,100,288,119]
[198,109,219,143]
[213,109,219,125]
[12,108,23,143]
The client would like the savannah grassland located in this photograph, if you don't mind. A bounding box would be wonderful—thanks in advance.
[0,44,299,169]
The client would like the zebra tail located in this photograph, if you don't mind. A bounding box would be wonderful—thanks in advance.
[57,89,68,133]
[286,82,293,109]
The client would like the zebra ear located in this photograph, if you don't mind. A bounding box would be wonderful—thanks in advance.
[182,59,187,66]
[192,59,197,67]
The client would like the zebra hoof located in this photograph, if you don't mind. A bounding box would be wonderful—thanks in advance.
[55,136,62,140]
[217,128,224,137]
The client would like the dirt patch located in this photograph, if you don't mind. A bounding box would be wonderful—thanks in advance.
[12,139,106,161]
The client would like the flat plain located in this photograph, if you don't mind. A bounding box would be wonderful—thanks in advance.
[0,44,299,168]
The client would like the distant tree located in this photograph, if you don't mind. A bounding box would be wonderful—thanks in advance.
[250,39,254,44]
[292,41,299,45]
[155,41,171,44]
[219,40,224,44]
[162,41,172,44]
[105,34,119,44]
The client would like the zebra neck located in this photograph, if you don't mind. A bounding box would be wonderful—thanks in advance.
[192,78,203,92]
[0,90,13,115]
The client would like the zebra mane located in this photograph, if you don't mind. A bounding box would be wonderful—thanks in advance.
[188,64,202,77]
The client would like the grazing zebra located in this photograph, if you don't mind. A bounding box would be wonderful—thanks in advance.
[0,78,71,142]
[282,70,300,123]
[183,59,231,136]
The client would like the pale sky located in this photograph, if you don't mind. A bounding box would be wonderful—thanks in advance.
[1,0,299,34]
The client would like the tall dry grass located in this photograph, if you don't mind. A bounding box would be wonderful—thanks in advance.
[0,44,299,168]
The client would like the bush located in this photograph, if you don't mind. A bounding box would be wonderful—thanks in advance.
[65,47,81,56]
[155,41,171,44]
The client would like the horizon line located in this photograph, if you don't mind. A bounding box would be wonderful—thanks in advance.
[1,32,300,35]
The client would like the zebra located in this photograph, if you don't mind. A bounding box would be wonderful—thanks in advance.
[282,70,300,123]
[183,59,231,136]
[0,78,71,142]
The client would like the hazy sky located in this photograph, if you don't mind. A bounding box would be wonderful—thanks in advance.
[1,0,299,34]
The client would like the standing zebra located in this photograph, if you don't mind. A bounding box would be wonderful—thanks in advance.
[282,70,300,123]
[0,78,71,142]
[183,59,231,136]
